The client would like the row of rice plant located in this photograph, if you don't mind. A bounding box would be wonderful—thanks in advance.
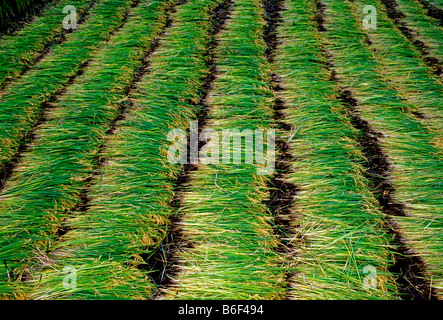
[0,0,38,22]
[385,0,443,64]
[271,0,398,300]
[162,0,286,300]
[346,0,442,146]
[9,0,226,300]
[32,0,236,300]
[0,0,97,87]
[0,0,133,176]
[0,0,172,299]
[322,0,442,297]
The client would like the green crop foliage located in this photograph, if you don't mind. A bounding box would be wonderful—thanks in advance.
[347,0,442,148]
[0,0,97,87]
[428,0,443,10]
[22,0,225,300]
[162,0,286,300]
[322,0,442,297]
[389,0,443,63]
[0,0,133,174]
[424,0,443,8]
[273,0,398,300]
[0,0,172,299]
[0,0,440,300]
[0,0,43,30]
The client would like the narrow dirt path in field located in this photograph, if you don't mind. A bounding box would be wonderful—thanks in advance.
[0,0,139,192]
[148,0,234,298]
[316,0,438,300]
[380,0,443,77]
[0,0,100,91]
[262,0,299,298]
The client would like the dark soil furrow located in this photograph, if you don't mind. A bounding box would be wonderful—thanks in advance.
[316,0,438,300]
[262,0,299,298]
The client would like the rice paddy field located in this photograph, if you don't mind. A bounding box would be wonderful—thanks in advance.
[0,0,441,300]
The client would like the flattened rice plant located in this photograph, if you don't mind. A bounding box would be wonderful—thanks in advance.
[322,0,442,297]
[346,0,443,148]
[0,0,172,299]
[0,0,133,175]
[0,0,97,87]
[381,0,443,66]
[18,0,225,300]
[274,0,398,300]
[162,0,288,299]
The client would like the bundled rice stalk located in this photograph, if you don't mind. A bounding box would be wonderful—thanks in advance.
[0,0,134,174]
[322,0,442,297]
[347,0,442,149]
[383,0,443,64]
[0,0,172,299]
[273,0,398,300]
[0,0,97,86]
[162,0,287,300]
[26,0,226,300]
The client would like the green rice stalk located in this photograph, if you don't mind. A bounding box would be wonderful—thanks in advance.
[0,0,133,173]
[0,0,172,299]
[162,0,288,300]
[322,0,442,297]
[25,0,225,300]
[273,0,399,300]
[0,0,43,30]
[388,0,443,64]
[346,0,443,150]
[421,0,443,11]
